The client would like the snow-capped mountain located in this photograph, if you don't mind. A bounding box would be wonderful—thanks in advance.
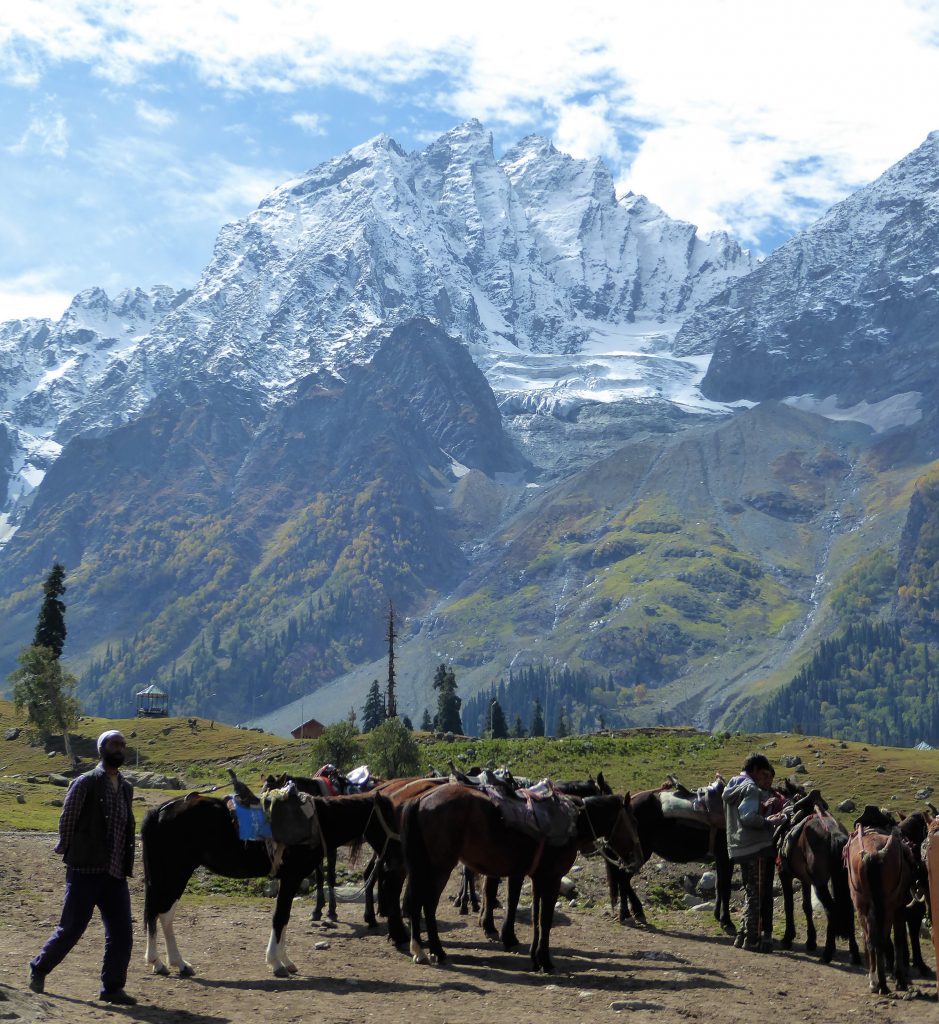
[0,285,184,538]
[676,131,939,413]
[0,121,753,539]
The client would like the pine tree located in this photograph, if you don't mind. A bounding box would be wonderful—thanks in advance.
[33,562,67,657]
[362,679,385,733]
[530,698,545,737]
[432,663,462,734]
[489,700,509,739]
[420,707,433,731]
[511,714,525,738]
[555,710,569,738]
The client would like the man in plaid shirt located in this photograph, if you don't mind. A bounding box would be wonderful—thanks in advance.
[28,730,137,1005]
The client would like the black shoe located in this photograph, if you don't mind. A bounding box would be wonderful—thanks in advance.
[99,989,137,1005]
[28,968,45,994]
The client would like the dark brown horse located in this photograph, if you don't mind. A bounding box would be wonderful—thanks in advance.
[845,813,915,994]
[603,785,735,935]
[401,784,642,972]
[779,804,861,964]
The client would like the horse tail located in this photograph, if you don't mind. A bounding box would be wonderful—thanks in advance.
[400,796,429,922]
[830,835,855,939]
[862,846,887,942]
[140,807,160,940]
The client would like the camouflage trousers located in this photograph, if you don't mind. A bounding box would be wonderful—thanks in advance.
[737,853,776,943]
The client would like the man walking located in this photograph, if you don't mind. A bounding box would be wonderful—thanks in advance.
[28,730,137,1005]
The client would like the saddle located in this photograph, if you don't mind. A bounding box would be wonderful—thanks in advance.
[482,779,578,846]
[853,805,897,832]
[260,781,321,848]
[660,774,726,830]
[226,769,272,841]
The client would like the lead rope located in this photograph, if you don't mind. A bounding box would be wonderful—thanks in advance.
[581,805,633,872]
[332,799,401,904]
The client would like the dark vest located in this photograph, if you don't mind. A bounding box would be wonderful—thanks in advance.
[63,769,135,877]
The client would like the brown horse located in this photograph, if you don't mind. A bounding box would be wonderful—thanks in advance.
[401,784,642,972]
[779,803,861,964]
[923,817,939,975]
[845,814,915,994]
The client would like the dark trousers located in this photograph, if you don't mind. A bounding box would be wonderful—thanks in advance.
[31,869,133,993]
[737,853,776,942]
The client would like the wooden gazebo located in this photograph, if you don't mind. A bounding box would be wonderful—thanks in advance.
[136,683,169,718]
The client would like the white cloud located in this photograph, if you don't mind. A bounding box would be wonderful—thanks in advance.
[8,110,68,157]
[135,99,175,129]
[289,111,327,135]
[0,270,71,322]
[2,1,938,244]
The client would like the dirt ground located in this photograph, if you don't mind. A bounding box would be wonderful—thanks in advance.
[1,830,937,1024]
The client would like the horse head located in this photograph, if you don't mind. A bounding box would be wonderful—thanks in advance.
[603,793,644,875]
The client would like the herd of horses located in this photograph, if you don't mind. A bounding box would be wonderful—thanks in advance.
[138,763,939,997]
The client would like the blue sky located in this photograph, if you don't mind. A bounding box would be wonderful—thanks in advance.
[1,1,938,322]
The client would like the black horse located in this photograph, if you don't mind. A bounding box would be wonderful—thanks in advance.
[604,785,735,934]
[142,785,395,977]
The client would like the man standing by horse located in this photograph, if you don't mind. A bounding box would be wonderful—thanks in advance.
[724,753,786,953]
[28,730,137,1005]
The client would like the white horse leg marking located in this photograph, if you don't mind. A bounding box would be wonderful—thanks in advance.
[145,921,168,975]
[266,928,290,977]
[410,935,428,965]
[161,904,195,977]
[280,928,298,974]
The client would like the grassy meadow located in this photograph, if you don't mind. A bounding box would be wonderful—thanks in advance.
[2,698,937,833]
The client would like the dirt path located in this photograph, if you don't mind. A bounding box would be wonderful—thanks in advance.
[0,831,935,1023]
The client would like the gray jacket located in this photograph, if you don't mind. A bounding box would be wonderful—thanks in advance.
[723,772,773,861]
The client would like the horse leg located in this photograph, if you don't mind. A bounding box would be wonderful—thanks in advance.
[480,875,499,941]
[801,880,817,952]
[326,846,338,921]
[470,870,481,913]
[779,867,796,950]
[310,863,325,922]
[906,903,932,977]
[715,852,735,935]
[267,882,299,977]
[500,875,522,951]
[531,875,561,973]
[812,881,838,963]
[457,866,471,915]
[893,911,911,991]
[383,865,409,946]
[148,905,194,974]
[623,874,647,927]
[363,855,378,928]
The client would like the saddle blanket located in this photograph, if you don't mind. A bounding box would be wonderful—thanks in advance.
[484,779,578,845]
[230,800,272,841]
[659,790,724,830]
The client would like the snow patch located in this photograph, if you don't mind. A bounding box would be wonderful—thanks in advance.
[783,392,922,433]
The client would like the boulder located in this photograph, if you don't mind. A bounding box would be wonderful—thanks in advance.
[698,870,718,893]
[781,755,802,768]
[4,728,20,741]
[916,787,933,801]
[837,799,857,812]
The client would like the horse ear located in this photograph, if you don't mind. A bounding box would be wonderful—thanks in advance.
[622,792,631,807]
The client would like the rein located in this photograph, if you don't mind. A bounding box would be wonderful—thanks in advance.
[332,797,401,905]
[581,802,634,872]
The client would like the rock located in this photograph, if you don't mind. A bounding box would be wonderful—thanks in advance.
[50,798,63,807]
[314,941,330,950]
[781,755,802,768]
[559,875,577,897]
[47,774,71,787]
[875,764,886,773]
[15,793,25,804]
[682,874,700,895]
[837,799,857,812]
[793,763,808,774]
[611,999,663,1012]
[690,902,714,912]
[681,893,702,908]
[698,870,717,893]
[264,880,280,897]
[122,771,187,789]
[916,788,933,800]
[4,728,20,740]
